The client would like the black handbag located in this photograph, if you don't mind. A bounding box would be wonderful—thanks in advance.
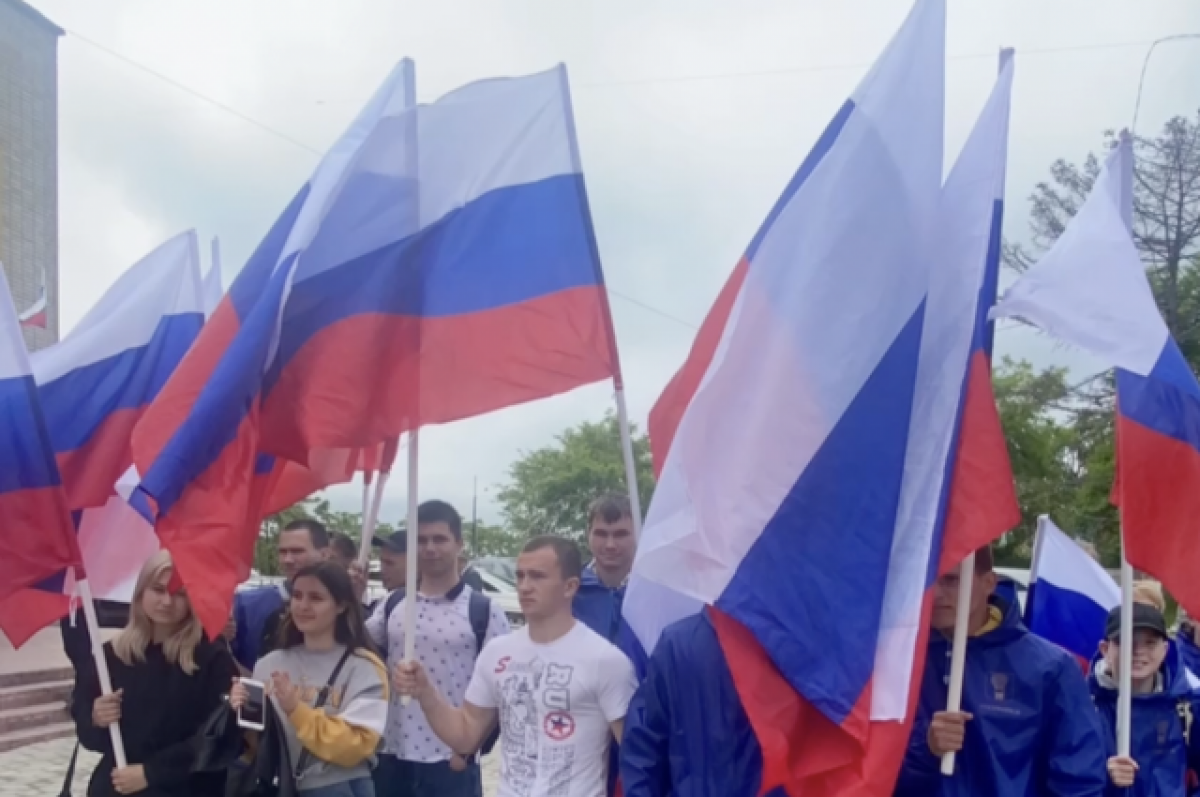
[191,700,245,774]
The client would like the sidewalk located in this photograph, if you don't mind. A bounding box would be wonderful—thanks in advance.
[0,737,502,796]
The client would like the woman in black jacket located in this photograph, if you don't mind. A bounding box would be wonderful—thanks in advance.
[72,550,237,796]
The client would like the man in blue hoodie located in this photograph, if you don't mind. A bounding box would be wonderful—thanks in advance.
[620,608,786,797]
[573,493,636,642]
[1091,603,1200,796]
[895,546,1107,797]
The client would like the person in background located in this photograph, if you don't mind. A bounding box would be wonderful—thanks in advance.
[895,546,1107,797]
[371,531,409,598]
[574,493,636,642]
[232,561,388,797]
[73,550,237,797]
[1092,603,1200,796]
[1132,580,1166,613]
[620,609,787,797]
[365,500,509,797]
[1175,609,1200,678]
[232,519,330,670]
[329,532,370,606]
[395,535,637,797]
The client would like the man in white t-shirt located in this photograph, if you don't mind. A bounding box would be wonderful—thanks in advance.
[395,535,637,797]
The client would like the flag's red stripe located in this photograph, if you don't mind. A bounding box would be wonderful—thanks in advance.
[0,486,80,600]
[56,407,141,511]
[1116,414,1200,616]
[938,350,1021,575]
[260,286,615,459]
[0,589,69,648]
[647,258,749,477]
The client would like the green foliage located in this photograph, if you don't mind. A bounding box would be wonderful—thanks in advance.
[497,412,654,544]
[463,522,527,558]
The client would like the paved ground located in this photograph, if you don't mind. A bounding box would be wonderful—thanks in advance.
[0,736,501,796]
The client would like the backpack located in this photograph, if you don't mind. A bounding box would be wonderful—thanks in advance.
[383,587,501,756]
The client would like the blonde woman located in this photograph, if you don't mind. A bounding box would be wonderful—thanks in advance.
[72,550,237,797]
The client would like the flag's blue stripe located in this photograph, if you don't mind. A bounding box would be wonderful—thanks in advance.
[1117,341,1200,456]
[40,313,204,453]
[1026,579,1109,662]
[976,198,1004,358]
[717,303,925,725]
[0,374,64,492]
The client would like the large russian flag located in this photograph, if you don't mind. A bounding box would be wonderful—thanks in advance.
[132,60,618,635]
[0,263,80,646]
[1025,515,1119,663]
[993,134,1200,617]
[628,19,1021,794]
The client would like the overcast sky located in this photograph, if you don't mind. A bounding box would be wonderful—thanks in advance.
[28,0,1200,528]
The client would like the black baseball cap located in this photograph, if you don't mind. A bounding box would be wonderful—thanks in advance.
[1105,603,1168,641]
[372,532,407,554]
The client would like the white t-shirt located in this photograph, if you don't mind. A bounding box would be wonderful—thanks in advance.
[464,621,636,797]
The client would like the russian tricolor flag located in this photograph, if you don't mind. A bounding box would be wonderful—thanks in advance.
[628,6,1021,792]
[0,233,207,642]
[18,274,47,330]
[132,60,619,635]
[1025,515,1119,664]
[993,134,1200,617]
[0,262,80,645]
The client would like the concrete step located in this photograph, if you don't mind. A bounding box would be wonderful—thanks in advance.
[0,666,74,690]
[0,680,72,712]
[0,702,70,735]
[0,720,76,753]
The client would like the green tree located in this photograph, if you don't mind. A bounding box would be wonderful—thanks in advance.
[497,412,654,543]
[463,522,527,558]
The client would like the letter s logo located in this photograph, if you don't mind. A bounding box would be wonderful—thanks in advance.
[495,656,511,674]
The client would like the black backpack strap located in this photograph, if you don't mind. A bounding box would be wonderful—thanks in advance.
[57,741,79,797]
[293,647,356,781]
[468,590,491,654]
[381,589,405,653]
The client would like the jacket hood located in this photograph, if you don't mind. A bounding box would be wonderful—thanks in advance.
[1089,638,1192,701]
[930,594,1026,650]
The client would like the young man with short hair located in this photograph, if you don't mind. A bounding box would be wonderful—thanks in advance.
[367,500,510,797]
[574,494,636,642]
[896,546,1107,796]
[230,518,329,669]
[1091,603,1200,794]
[396,535,637,797]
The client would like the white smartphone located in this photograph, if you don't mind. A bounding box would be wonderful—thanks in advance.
[236,678,266,731]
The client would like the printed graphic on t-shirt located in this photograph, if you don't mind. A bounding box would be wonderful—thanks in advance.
[497,655,582,797]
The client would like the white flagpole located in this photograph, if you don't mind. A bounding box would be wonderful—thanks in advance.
[76,574,127,767]
[1114,128,1134,759]
[358,473,373,567]
[940,552,974,776]
[613,385,643,537]
[1028,515,1049,586]
[400,430,419,706]
[360,470,391,565]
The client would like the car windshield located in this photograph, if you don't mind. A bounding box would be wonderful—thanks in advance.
[472,556,517,586]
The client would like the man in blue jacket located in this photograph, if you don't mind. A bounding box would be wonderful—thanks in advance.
[573,493,636,642]
[620,608,786,797]
[895,546,1107,797]
[1091,603,1200,796]
[230,518,329,670]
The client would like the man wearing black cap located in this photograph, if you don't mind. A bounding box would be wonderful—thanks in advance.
[372,530,410,599]
[1090,602,1200,794]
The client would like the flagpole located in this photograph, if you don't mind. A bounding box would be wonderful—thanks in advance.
[613,383,643,538]
[358,470,373,566]
[1028,515,1048,586]
[76,574,127,768]
[1113,128,1134,759]
[401,430,419,706]
[940,552,974,775]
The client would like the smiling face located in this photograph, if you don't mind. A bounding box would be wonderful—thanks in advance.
[588,515,635,576]
[1102,629,1168,682]
[289,574,343,637]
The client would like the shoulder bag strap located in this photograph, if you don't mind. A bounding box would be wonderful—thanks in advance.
[293,647,356,780]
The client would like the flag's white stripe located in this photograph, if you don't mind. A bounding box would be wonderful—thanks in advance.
[0,263,33,379]
[1036,517,1120,608]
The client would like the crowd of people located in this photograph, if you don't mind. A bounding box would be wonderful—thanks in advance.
[59,493,1200,797]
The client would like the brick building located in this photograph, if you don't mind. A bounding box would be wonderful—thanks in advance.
[0,0,61,350]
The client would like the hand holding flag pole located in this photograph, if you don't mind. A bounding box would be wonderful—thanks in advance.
[77,575,128,768]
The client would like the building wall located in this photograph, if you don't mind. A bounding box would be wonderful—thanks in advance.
[0,0,61,351]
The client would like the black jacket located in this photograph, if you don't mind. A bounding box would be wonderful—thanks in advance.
[72,637,237,797]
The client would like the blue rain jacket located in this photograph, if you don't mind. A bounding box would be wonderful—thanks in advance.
[1089,641,1200,797]
[620,611,786,797]
[572,564,625,643]
[895,597,1107,797]
[1175,632,1200,681]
